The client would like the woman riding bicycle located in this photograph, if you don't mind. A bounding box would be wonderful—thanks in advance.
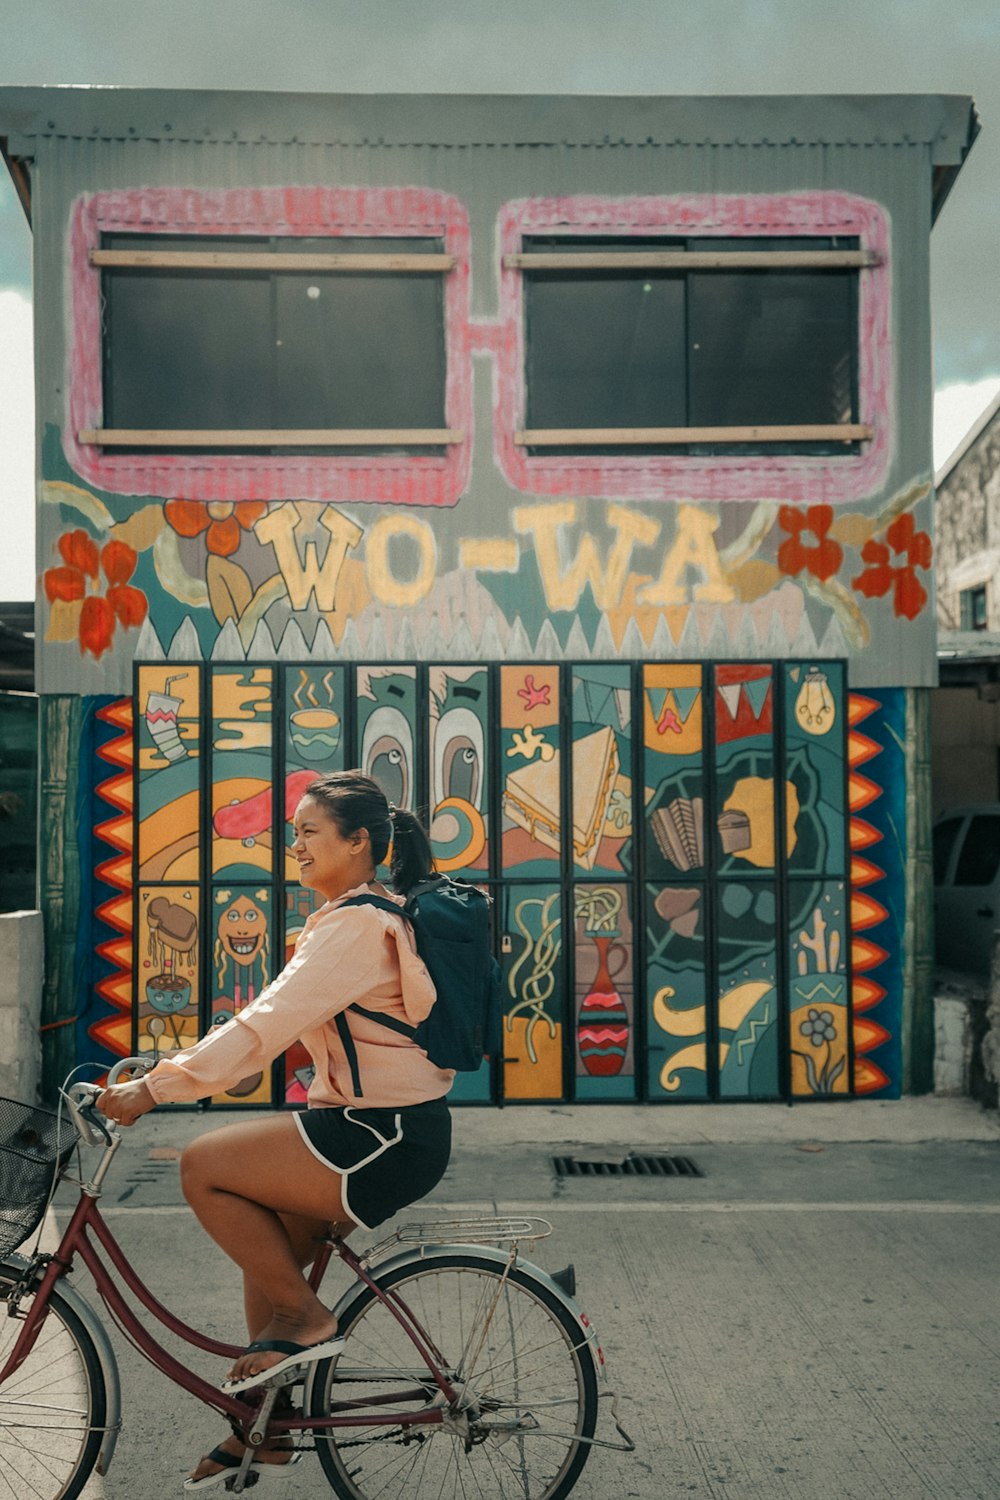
[97,771,452,1490]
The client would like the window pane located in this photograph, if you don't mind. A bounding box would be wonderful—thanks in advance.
[501,666,561,876]
[273,237,445,430]
[785,663,846,877]
[933,817,965,884]
[953,815,1000,887]
[573,885,635,1100]
[104,236,273,430]
[525,271,686,433]
[643,665,705,879]
[210,667,274,882]
[429,666,490,877]
[572,665,631,875]
[689,268,855,429]
[714,665,775,874]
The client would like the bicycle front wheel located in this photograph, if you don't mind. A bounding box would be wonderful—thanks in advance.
[309,1250,599,1500]
[0,1264,107,1500]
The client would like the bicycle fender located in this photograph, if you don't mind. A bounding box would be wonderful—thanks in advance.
[3,1257,124,1478]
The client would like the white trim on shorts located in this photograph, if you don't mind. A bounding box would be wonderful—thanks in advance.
[292,1109,404,1232]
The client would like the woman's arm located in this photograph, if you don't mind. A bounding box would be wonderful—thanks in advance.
[120,907,386,1107]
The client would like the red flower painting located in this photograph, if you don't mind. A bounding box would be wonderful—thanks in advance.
[164,500,267,557]
[852,513,932,621]
[776,504,843,583]
[44,530,148,658]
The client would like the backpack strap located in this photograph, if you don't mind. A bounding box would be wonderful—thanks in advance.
[339,893,414,922]
[332,895,419,1097]
[333,1012,364,1098]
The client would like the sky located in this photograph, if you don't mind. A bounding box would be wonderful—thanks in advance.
[1,0,999,600]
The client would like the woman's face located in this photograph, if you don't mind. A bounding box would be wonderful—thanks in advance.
[291,794,372,901]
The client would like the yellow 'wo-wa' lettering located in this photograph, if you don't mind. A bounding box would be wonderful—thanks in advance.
[254,505,363,613]
[512,502,660,611]
[638,505,734,605]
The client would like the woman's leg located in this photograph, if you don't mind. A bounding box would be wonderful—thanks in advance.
[180,1115,355,1382]
[189,1209,343,1483]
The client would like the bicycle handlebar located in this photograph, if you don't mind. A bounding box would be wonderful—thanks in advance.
[63,1057,154,1147]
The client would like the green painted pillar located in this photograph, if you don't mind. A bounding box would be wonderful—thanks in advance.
[38,695,83,1100]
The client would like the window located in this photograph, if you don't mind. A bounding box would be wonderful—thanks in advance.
[68,186,473,505]
[518,235,865,456]
[953,815,1000,888]
[96,234,450,454]
[933,816,965,884]
[959,585,988,631]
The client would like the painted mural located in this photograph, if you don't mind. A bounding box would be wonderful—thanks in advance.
[848,691,906,1098]
[33,187,934,701]
[78,660,886,1104]
[39,181,923,1102]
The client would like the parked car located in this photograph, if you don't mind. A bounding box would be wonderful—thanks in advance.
[933,805,1000,976]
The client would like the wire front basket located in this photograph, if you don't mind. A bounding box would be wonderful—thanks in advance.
[0,1099,77,1258]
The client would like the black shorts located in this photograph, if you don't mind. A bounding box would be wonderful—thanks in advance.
[294,1097,451,1231]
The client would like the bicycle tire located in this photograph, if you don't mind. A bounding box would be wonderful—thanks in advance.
[0,1264,108,1500]
[309,1249,599,1500]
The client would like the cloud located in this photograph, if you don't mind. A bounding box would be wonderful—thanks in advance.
[0,176,30,290]
[0,291,35,600]
[934,377,1000,475]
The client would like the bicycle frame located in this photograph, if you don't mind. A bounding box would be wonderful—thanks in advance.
[1,1179,461,1440]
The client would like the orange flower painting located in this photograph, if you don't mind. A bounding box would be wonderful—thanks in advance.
[164,500,267,557]
[44,529,148,659]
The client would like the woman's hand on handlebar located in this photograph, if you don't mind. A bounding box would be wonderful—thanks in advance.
[97,1079,156,1127]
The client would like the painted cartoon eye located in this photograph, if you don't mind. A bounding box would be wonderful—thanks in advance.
[433,707,484,812]
[227,910,240,922]
[243,909,259,922]
[362,709,413,808]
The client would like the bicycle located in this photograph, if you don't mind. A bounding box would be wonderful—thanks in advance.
[0,1058,633,1498]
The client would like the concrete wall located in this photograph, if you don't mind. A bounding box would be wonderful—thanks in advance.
[936,405,1000,631]
[930,685,1000,815]
[0,911,43,1103]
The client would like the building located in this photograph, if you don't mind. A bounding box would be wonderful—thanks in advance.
[0,88,978,1104]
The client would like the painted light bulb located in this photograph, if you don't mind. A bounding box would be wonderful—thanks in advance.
[795,667,835,736]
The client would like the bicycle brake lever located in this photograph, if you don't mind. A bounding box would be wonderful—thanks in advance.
[65,1083,113,1147]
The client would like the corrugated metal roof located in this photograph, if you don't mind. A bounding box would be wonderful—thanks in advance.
[0,86,979,159]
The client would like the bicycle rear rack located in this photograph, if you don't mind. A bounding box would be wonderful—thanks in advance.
[362,1215,554,1263]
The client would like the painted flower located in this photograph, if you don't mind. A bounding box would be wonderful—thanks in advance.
[852,513,932,621]
[44,529,147,659]
[164,500,268,557]
[800,1008,837,1047]
[777,504,843,583]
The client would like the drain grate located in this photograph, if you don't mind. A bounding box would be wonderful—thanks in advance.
[552,1154,703,1179]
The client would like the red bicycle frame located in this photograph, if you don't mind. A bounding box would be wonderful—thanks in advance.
[2,1188,460,1438]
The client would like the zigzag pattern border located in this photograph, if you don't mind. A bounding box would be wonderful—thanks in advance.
[90,699,133,1063]
[848,693,895,1094]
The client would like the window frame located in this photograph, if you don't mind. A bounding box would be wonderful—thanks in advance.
[67,187,473,507]
[494,192,892,505]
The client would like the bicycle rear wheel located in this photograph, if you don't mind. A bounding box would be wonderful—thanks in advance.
[0,1264,107,1500]
[309,1250,599,1500]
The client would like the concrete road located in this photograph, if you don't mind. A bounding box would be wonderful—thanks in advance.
[52,1098,999,1499]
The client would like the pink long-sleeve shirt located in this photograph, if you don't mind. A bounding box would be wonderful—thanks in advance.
[143,884,453,1110]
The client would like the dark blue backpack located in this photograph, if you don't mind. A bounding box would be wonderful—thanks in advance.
[335,878,503,1095]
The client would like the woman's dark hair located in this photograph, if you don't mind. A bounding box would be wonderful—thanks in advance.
[304,770,435,895]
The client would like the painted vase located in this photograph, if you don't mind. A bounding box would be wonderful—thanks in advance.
[576,934,630,1077]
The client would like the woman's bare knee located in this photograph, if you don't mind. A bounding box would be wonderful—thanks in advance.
[179,1132,228,1202]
